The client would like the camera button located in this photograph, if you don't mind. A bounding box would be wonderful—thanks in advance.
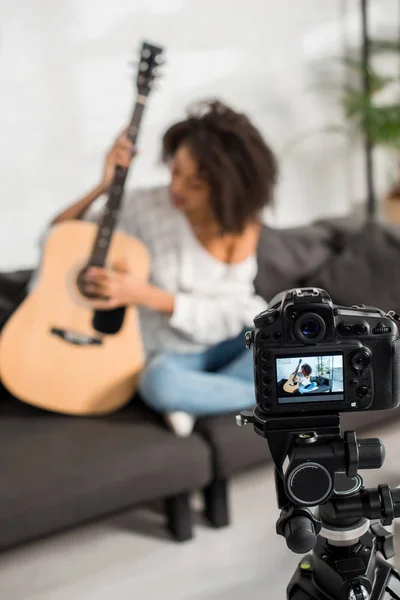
[263,388,272,397]
[339,324,352,335]
[255,308,279,327]
[350,379,358,387]
[273,331,282,340]
[263,376,272,384]
[356,386,369,398]
[355,325,367,335]
[266,309,279,323]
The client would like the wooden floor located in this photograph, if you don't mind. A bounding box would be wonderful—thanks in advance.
[1,420,400,600]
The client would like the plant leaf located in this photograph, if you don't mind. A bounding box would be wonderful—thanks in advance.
[339,58,396,93]
[370,38,400,54]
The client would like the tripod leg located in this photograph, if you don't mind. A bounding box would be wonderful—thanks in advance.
[366,555,400,600]
[288,588,315,600]
[287,558,320,600]
[377,565,400,599]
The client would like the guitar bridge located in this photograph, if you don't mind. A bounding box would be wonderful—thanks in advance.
[51,328,103,346]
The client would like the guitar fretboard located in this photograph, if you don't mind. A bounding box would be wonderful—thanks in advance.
[89,98,147,268]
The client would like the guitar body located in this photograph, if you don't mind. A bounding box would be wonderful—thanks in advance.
[0,220,150,415]
[282,358,302,394]
[283,375,299,394]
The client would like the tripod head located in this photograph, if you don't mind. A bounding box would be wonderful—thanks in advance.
[237,408,400,600]
[237,408,400,552]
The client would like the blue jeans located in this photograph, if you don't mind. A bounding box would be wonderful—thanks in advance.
[138,330,255,416]
[298,382,318,394]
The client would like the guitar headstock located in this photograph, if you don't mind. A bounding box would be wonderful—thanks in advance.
[136,41,164,97]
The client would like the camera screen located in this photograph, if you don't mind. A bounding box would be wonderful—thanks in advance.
[276,352,344,404]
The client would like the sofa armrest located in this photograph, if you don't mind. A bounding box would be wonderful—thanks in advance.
[0,269,33,330]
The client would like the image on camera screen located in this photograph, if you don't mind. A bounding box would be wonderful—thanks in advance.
[276,353,344,404]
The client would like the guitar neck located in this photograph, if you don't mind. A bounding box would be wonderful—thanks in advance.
[293,361,302,377]
[89,96,147,267]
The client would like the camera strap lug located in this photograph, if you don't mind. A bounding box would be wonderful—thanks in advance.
[236,410,255,427]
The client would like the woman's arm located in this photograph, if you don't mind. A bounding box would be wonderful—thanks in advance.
[51,184,106,225]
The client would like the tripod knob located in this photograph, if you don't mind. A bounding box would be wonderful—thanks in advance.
[284,515,317,554]
[358,438,385,470]
[277,506,321,554]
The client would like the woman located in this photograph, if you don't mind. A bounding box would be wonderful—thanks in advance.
[52,100,278,436]
[296,364,318,394]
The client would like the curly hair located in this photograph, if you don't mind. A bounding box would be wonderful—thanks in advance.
[301,364,312,376]
[161,100,278,234]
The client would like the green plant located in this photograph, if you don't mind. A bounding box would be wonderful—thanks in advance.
[340,47,400,151]
[317,365,331,378]
[316,358,331,378]
[285,37,400,161]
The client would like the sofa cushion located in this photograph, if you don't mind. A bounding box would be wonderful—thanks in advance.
[196,413,270,479]
[255,223,334,303]
[0,269,32,330]
[0,388,211,550]
[305,220,400,313]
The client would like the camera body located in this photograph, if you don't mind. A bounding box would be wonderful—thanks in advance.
[249,288,400,415]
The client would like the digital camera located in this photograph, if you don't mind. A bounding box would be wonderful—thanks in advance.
[246,288,400,415]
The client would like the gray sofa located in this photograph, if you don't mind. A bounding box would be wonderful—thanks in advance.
[1,215,400,548]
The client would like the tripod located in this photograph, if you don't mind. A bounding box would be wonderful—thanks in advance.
[286,477,400,600]
[237,409,400,600]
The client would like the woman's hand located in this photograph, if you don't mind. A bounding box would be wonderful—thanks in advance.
[84,267,142,309]
[84,267,175,315]
[100,130,137,193]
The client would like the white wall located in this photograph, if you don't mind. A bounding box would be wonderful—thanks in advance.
[0,0,398,270]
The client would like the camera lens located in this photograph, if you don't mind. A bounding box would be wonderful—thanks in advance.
[294,313,326,344]
[350,350,371,372]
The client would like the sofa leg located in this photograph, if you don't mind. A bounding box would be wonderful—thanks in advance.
[204,478,229,528]
[165,492,193,542]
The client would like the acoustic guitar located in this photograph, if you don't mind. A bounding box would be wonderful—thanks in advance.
[282,359,302,394]
[0,41,164,415]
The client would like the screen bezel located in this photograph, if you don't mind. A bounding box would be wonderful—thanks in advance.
[255,334,375,416]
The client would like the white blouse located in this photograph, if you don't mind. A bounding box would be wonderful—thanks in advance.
[84,186,267,357]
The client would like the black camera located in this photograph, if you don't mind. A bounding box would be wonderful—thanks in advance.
[246,287,400,415]
[239,289,400,600]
